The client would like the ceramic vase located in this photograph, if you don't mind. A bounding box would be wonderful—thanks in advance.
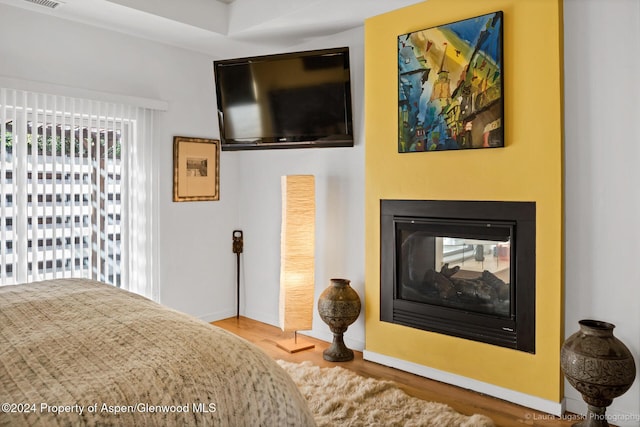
[317,278,361,362]
[560,319,636,427]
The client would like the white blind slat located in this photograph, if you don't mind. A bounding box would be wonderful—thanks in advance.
[0,89,7,286]
[17,91,28,284]
[31,93,40,282]
[69,98,76,278]
[51,95,59,281]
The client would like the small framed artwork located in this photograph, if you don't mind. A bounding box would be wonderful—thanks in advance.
[398,11,503,152]
[173,136,220,201]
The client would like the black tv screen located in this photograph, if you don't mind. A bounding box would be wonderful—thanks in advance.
[214,47,354,150]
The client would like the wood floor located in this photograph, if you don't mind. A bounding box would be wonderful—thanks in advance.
[213,316,579,427]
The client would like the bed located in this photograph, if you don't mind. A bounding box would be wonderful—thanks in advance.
[0,278,316,426]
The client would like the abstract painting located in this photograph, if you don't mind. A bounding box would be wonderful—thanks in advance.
[398,11,503,152]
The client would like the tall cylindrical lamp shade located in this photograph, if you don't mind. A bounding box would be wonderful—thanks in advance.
[279,175,315,334]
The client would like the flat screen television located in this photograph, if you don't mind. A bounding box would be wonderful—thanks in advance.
[213,47,354,151]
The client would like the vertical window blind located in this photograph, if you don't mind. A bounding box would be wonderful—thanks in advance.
[0,88,156,299]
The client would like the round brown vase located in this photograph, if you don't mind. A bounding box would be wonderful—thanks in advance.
[560,320,636,427]
[318,278,361,362]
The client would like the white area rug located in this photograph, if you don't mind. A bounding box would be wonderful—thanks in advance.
[278,360,495,427]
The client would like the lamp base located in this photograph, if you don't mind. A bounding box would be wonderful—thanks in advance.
[276,337,315,353]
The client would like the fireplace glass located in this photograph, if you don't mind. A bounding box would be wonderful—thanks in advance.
[397,219,512,318]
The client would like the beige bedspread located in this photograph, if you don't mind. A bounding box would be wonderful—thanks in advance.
[0,279,316,426]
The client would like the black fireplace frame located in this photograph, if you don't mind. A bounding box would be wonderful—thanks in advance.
[380,200,536,353]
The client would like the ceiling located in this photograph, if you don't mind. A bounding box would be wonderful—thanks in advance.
[0,0,424,57]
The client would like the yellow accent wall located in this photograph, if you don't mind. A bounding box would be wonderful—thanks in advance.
[364,0,564,401]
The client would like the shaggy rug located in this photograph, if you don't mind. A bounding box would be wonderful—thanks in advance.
[277,360,495,427]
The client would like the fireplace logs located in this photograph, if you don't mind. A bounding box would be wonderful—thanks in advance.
[403,263,510,316]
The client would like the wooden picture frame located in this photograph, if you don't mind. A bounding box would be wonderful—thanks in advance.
[173,136,220,202]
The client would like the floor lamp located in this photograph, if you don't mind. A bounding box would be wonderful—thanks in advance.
[277,175,315,353]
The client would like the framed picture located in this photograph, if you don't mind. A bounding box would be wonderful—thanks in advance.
[173,136,220,201]
[398,11,503,152]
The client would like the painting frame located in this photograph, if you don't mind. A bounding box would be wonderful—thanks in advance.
[398,11,504,152]
[173,136,220,202]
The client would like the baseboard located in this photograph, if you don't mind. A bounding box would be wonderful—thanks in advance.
[241,310,279,328]
[363,350,565,417]
[198,308,237,323]
[238,312,366,352]
[303,329,365,352]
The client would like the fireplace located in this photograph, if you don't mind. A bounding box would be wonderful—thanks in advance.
[380,200,535,353]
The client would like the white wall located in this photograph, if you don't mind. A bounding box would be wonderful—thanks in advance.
[0,3,366,348]
[2,0,640,421]
[0,4,242,321]
[229,27,366,348]
[235,31,365,350]
[564,0,640,423]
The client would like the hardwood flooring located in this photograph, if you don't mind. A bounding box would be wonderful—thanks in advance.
[213,316,580,427]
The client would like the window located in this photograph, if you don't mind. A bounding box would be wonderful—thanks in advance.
[0,89,156,298]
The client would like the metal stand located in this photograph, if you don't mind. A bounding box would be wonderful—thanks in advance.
[232,230,243,319]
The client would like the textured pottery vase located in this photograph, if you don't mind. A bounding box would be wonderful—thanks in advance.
[318,278,361,362]
[560,320,636,427]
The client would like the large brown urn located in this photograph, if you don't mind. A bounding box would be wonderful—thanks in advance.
[560,319,636,427]
[317,278,361,362]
